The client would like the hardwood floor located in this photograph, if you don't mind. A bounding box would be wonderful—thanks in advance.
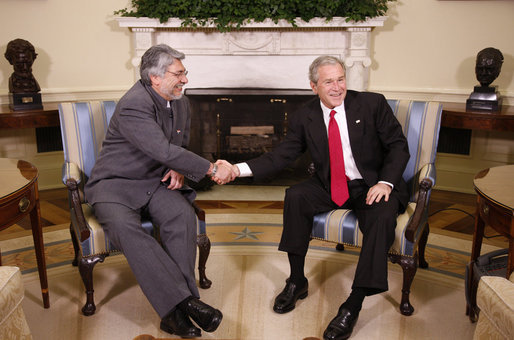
[0,187,508,248]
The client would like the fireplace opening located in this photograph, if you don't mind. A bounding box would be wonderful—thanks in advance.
[186,88,316,187]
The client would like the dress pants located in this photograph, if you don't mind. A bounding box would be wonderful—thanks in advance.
[278,177,400,293]
[93,185,199,317]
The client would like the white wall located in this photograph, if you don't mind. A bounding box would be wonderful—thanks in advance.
[1,0,513,101]
[370,0,514,102]
[1,0,513,191]
[0,0,132,100]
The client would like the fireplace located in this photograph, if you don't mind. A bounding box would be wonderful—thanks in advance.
[116,16,386,92]
[117,16,387,186]
[186,88,315,186]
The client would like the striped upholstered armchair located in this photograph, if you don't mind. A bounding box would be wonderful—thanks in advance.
[58,101,212,316]
[311,100,443,316]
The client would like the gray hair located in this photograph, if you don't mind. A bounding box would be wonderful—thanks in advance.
[140,44,185,85]
[309,55,346,83]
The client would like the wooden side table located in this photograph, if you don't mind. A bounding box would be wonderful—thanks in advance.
[466,164,514,321]
[441,103,514,132]
[0,103,59,129]
[0,158,50,308]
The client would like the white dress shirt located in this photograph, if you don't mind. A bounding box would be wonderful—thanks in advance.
[321,101,363,181]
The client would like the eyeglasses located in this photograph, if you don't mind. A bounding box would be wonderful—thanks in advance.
[166,70,188,78]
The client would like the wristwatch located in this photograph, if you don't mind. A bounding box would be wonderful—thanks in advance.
[210,163,218,177]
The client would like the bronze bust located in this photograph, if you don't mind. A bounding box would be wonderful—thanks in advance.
[4,39,41,94]
[475,47,503,88]
[466,47,503,111]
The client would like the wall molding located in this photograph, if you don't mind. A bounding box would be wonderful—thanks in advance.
[2,88,512,105]
[0,88,128,105]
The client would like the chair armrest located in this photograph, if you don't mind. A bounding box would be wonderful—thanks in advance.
[192,201,207,235]
[404,164,434,243]
[61,162,82,186]
[192,201,205,222]
[62,163,90,242]
[418,163,436,186]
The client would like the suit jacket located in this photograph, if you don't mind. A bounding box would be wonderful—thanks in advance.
[247,90,410,209]
[85,80,210,209]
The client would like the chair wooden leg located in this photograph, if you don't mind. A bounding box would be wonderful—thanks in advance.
[389,253,417,316]
[418,224,429,269]
[197,234,212,289]
[78,254,107,316]
[70,224,80,267]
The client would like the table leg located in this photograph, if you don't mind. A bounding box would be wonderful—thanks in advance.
[509,235,514,278]
[29,190,50,308]
[466,201,485,322]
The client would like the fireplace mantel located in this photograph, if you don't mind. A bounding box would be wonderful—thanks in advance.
[116,16,387,91]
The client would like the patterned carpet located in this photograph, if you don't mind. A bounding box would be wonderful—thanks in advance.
[1,185,496,339]
[0,186,506,280]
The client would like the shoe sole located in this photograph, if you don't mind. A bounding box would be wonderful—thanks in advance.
[273,291,308,314]
[160,321,201,339]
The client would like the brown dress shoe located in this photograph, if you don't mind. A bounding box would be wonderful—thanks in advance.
[273,278,308,314]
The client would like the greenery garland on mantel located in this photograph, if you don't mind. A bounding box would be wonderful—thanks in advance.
[115,0,394,32]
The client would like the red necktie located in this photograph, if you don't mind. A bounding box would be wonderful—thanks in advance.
[328,110,349,206]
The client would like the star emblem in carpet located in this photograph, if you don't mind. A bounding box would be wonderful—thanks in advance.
[229,227,264,240]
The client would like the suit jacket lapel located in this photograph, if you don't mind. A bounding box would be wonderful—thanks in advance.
[306,100,329,161]
[344,92,364,160]
[171,101,182,142]
[304,100,332,185]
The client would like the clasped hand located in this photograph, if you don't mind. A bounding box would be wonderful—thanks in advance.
[211,160,239,185]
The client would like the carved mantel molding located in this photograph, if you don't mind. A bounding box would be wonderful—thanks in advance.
[116,16,387,91]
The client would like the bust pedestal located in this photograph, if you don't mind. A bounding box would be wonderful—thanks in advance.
[9,92,43,111]
[466,86,502,112]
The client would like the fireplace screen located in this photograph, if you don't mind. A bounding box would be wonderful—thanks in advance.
[186,88,315,186]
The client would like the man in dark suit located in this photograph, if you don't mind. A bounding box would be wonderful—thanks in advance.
[230,55,410,339]
[85,44,233,339]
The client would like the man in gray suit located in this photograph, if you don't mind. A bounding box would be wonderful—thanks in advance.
[85,44,232,338]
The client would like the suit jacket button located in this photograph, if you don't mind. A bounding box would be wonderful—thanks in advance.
[146,191,151,195]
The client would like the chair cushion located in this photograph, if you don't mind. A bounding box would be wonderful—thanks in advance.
[311,202,418,256]
[71,204,119,257]
[73,203,205,257]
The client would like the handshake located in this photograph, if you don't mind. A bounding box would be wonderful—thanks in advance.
[210,160,240,185]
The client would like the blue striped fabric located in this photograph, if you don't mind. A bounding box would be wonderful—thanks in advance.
[312,210,360,246]
[312,100,443,256]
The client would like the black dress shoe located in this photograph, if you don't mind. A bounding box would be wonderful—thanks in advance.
[182,298,223,332]
[160,308,201,339]
[273,278,308,314]
[323,307,359,340]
